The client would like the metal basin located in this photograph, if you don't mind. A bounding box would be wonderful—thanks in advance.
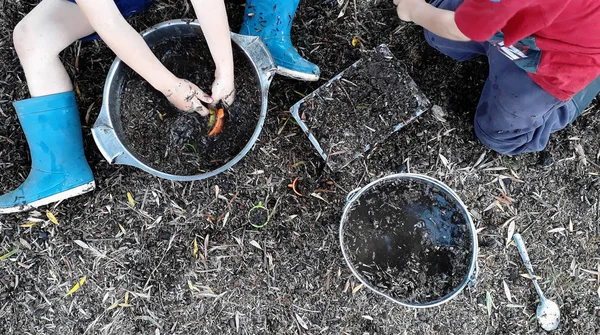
[91,20,277,181]
[340,173,479,308]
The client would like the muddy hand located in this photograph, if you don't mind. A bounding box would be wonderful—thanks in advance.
[164,78,212,116]
[210,74,235,108]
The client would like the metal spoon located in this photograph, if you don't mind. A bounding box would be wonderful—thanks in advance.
[513,233,560,331]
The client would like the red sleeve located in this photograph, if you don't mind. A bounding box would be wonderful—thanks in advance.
[454,0,528,42]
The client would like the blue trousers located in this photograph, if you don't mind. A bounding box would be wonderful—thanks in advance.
[426,0,600,155]
[66,0,152,41]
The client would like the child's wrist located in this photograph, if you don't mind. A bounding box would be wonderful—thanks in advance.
[153,74,179,95]
[215,63,234,78]
[411,1,433,25]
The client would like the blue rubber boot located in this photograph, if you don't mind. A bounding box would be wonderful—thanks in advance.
[240,0,320,81]
[0,92,95,214]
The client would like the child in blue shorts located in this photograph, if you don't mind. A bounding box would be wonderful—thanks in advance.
[0,0,235,213]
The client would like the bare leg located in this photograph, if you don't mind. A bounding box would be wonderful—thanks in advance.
[13,0,96,97]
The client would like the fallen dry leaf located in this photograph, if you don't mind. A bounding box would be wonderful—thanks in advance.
[46,210,58,225]
[310,193,329,204]
[506,220,516,247]
[520,273,542,280]
[503,280,512,302]
[547,227,566,233]
[250,240,262,250]
[486,291,493,316]
[439,154,449,168]
[0,248,18,260]
[127,192,135,207]
[494,193,513,206]
[569,218,574,232]
[19,238,31,250]
[193,238,199,259]
[295,313,309,330]
[107,301,120,310]
[66,276,87,296]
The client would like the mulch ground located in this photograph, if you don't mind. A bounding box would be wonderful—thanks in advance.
[1,0,599,334]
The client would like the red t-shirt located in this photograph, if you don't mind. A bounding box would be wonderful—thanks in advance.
[455,0,600,101]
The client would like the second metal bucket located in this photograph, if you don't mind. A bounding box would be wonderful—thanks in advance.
[340,173,479,308]
[91,20,277,181]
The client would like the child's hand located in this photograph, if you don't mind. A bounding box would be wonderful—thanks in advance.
[164,78,213,116]
[210,72,235,107]
[393,0,426,22]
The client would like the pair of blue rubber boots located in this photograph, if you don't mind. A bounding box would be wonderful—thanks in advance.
[0,0,318,213]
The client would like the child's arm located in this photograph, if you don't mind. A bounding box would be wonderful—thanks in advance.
[190,0,235,106]
[394,0,470,42]
[76,0,213,115]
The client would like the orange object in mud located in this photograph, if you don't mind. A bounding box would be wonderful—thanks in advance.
[208,108,225,137]
[287,177,302,197]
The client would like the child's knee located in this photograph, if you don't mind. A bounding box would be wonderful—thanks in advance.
[12,18,50,58]
[13,16,74,58]
[13,19,33,57]
[473,109,551,155]
[473,120,530,155]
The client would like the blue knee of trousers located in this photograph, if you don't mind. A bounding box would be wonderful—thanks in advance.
[473,118,533,156]
[67,0,151,15]
[473,100,577,156]
[66,0,152,41]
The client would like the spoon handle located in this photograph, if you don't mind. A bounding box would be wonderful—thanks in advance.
[513,233,546,300]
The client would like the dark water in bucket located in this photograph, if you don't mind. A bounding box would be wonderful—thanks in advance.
[342,177,472,305]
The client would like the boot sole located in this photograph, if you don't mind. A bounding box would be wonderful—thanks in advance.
[277,66,320,82]
[0,181,96,214]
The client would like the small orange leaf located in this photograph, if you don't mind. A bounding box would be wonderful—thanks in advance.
[351,37,359,47]
[494,192,513,205]
[208,108,225,137]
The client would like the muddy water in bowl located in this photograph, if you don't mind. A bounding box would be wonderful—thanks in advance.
[340,174,478,307]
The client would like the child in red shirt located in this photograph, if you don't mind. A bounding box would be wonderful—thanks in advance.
[393,0,600,155]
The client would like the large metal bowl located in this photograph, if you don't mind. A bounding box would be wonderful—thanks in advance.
[91,20,277,181]
[340,173,479,308]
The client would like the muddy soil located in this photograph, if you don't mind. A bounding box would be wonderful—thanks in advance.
[296,47,429,170]
[119,36,261,175]
[1,0,599,334]
[343,177,472,304]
